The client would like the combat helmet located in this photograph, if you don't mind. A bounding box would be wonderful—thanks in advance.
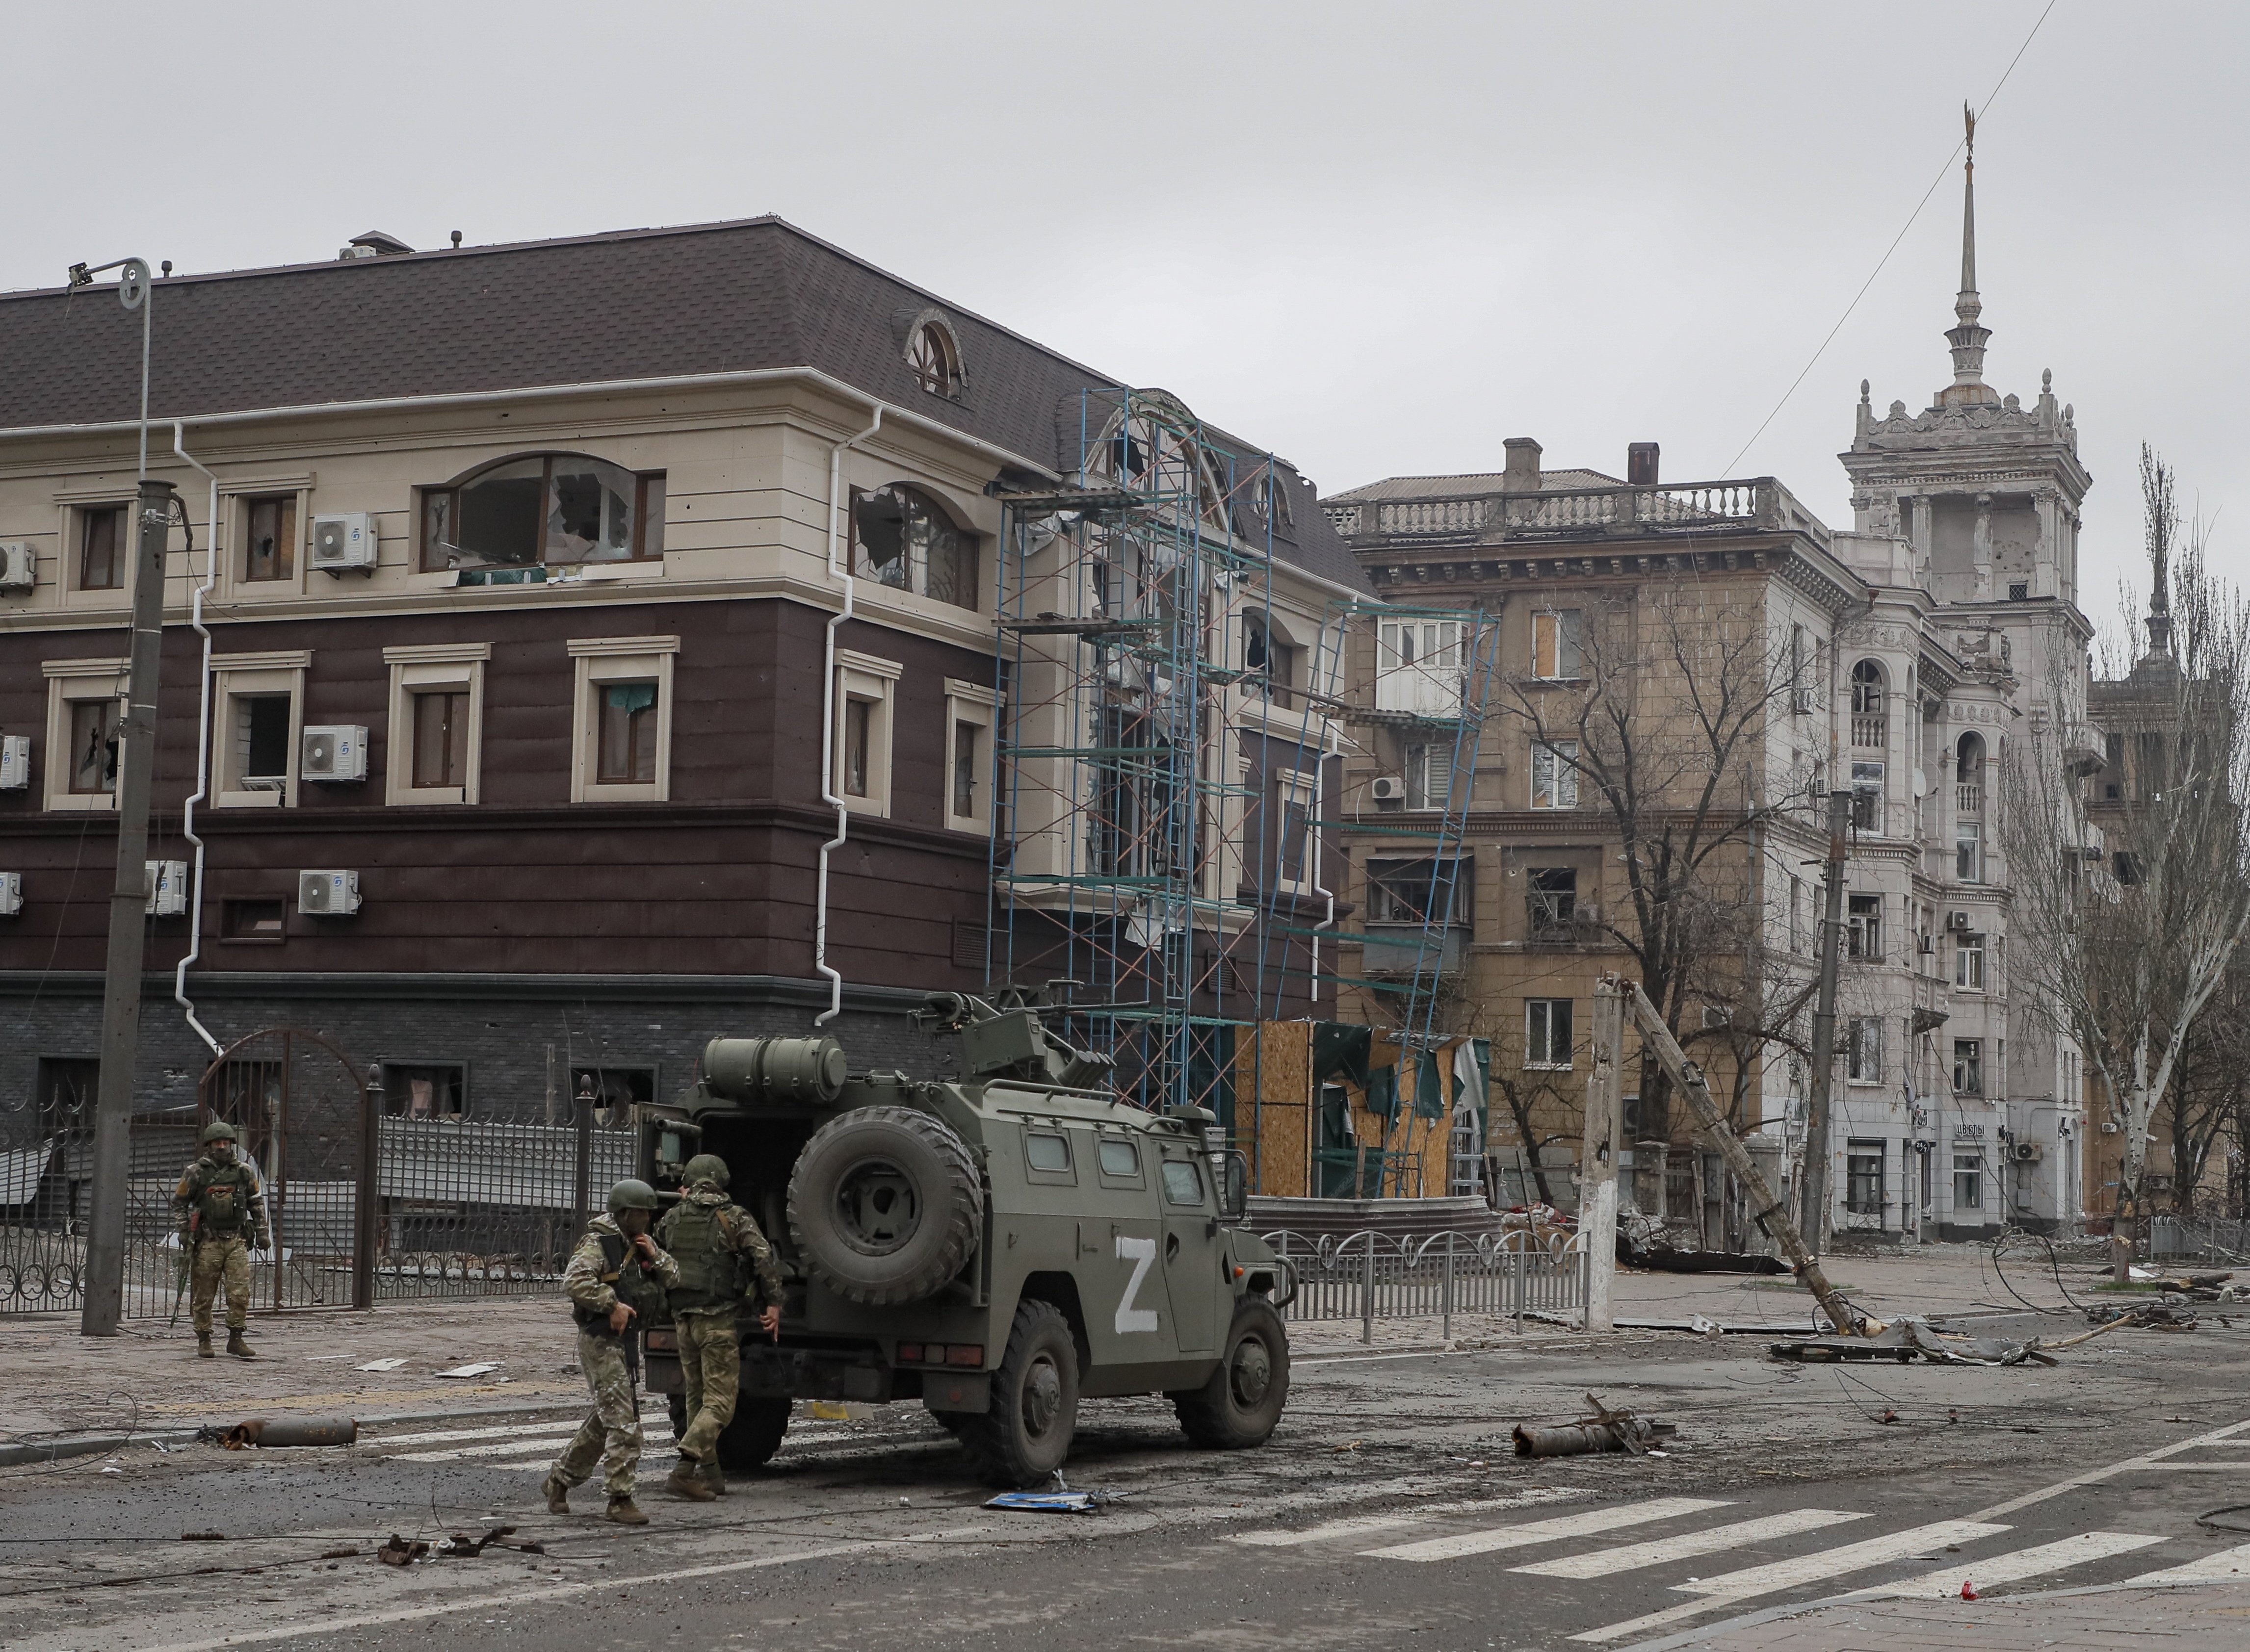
[606,1177,660,1214]
[198,1120,240,1145]
[680,1153,730,1189]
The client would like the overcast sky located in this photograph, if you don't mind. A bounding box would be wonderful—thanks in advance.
[11,2,2243,625]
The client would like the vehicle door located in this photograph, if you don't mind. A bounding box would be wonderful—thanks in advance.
[1155,1141,1219,1353]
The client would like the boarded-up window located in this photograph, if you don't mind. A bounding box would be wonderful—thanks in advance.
[243,495,297,582]
[1531,610,1583,679]
[412,691,469,789]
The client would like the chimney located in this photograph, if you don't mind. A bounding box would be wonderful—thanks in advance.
[1627,443,1660,487]
[1501,437,1543,494]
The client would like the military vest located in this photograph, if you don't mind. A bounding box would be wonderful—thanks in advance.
[190,1161,259,1235]
[573,1231,669,1333]
[663,1200,743,1314]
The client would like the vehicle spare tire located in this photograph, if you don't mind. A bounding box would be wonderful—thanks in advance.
[787,1106,983,1306]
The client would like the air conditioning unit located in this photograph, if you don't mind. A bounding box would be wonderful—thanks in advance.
[1946,910,1974,932]
[0,542,32,593]
[0,735,27,790]
[310,513,376,574]
[301,725,368,782]
[2012,1141,2043,1163]
[1791,686,1815,714]
[146,859,188,918]
[298,868,361,915]
[0,873,21,916]
[1370,775,1406,801]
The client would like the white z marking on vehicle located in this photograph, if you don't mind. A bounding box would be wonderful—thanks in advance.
[1114,1234,1159,1333]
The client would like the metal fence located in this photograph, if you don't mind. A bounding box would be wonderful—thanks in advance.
[2149,1216,2250,1263]
[1261,1228,1588,1342]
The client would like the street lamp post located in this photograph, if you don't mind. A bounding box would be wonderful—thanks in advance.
[73,256,177,1337]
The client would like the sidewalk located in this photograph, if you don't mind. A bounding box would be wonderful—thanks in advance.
[1678,1580,2250,1649]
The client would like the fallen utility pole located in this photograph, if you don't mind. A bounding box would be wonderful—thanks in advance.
[1607,972,1872,1338]
[1799,788,1852,1252]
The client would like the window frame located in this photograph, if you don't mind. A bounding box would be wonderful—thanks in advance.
[41,657,129,812]
[1531,739,1580,809]
[832,649,901,818]
[1952,1037,1983,1097]
[1526,866,1577,934]
[76,503,127,592]
[1021,1124,1077,1187]
[220,897,288,945]
[417,456,666,574]
[1955,817,1984,883]
[1405,740,1454,812]
[1366,857,1469,927]
[1850,759,1885,833]
[1844,1138,1886,1216]
[238,491,300,585]
[569,636,679,804]
[385,643,490,807]
[382,1060,469,1120]
[943,679,997,834]
[1956,936,1986,990]
[847,483,981,614]
[1846,893,1883,962]
[1272,768,1318,887]
[1525,997,1574,1070]
[1953,1148,1984,1211]
[1846,1015,1884,1085]
[210,651,311,810]
[1095,1133,1145,1186]
[1530,609,1584,681]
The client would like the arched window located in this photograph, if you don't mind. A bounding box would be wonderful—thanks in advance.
[420,453,663,577]
[1956,731,1985,784]
[1088,394,1229,531]
[906,320,964,399]
[852,483,977,611]
[1849,661,1886,749]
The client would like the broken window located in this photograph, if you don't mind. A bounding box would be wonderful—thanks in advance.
[234,696,292,787]
[411,691,469,790]
[1845,1140,1885,1215]
[1532,740,1579,809]
[1850,760,1884,832]
[1242,614,1297,705]
[420,455,664,574]
[1847,1016,1884,1084]
[1527,867,1577,933]
[1366,857,1468,926]
[1531,610,1583,680]
[1525,999,1573,1069]
[384,1062,467,1119]
[596,682,659,785]
[1953,1038,1983,1096]
[79,506,125,590]
[850,484,977,611]
[68,697,118,795]
[221,899,286,943]
[1847,894,1882,961]
[242,494,297,582]
[907,320,964,397]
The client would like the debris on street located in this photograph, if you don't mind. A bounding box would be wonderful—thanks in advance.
[1514,1393,1677,1458]
[375,1536,430,1566]
[355,1358,409,1372]
[432,1362,503,1379]
[433,1525,545,1558]
[985,1490,1103,1514]
[1766,1321,2056,1368]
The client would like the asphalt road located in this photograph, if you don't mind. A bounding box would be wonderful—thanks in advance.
[7,1312,2250,1652]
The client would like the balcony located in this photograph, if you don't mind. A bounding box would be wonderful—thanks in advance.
[1324,477,1829,550]
[1956,782,1982,815]
[2063,720,2109,776]
[1851,715,1886,749]
[1359,923,1469,981]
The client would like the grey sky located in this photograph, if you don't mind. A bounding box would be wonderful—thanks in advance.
[11,2,2242,624]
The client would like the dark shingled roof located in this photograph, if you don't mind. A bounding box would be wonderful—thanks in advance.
[0,217,1370,595]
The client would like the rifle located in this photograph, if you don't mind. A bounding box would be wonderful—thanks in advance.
[168,1212,201,1329]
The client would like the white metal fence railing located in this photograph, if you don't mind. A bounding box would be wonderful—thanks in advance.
[1260,1228,1587,1342]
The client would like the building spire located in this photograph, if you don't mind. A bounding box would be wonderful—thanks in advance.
[1940,103,1997,405]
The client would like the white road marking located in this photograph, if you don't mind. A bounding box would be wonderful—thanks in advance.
[1861,1530,2164,1600]
[1570,1519,2007,1644]
[394,1436,584,1463]
[2117,1540,2250,1584]
[1365,1497,1729,1562]
[128,1526,994,1652]
[1229,1490,1587,1548]
[1511,1509,1869,1579]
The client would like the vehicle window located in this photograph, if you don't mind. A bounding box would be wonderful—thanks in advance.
[1025,1132,1071,1173]
[1098,1138,1141,1177]
[1161,1159,1204,1206]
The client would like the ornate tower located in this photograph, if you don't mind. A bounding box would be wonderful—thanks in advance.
[1840,108,2091,609]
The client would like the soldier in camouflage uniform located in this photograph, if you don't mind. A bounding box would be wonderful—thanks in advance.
[172,1120,271,1360]
[654,1153,784,1500]
[542,1179,681,1525]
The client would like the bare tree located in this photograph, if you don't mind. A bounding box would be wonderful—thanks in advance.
[1999,449,2250,1277]
[2163,954,2250,1216]
[1491,581,1807,1143]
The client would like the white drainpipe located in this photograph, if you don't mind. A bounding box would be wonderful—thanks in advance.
[813,404,885,1026]
[170,422,223,1057]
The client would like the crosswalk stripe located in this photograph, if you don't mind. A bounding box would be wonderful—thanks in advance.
[2118,1540,2250,1584]
[395,1436,583,1463]
[1363,1497,1730,1563]
[1866,1530,2164,1599]
[1570,1519,2010,1644]
[1230,1492,1589,1548]
[1511,1509,1869,1579]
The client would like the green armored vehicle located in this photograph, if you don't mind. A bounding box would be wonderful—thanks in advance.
[637,992,1293,1486]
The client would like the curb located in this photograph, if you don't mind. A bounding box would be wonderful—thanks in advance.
[0,1395,605,1469]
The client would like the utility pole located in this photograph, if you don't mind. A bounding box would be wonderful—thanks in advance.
[1798,787,1852,1256]
[81,476,176,1336]
[1581,978,1625,1332]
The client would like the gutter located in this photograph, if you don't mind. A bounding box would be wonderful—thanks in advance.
[813,403,885,1026]
[168,422,223,1056]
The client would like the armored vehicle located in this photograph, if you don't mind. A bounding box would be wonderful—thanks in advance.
[637,992,1293,1486]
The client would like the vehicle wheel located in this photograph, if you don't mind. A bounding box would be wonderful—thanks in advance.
[788,1106,983,1306]
[1174,1297,1290,1449]
[713,1397,792,1471]
[667,1393,688,1441]
[926,1406,977,1443]
[955,1299,1078,1487]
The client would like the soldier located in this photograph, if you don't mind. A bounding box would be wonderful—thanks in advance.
[543,1179,681,1525]
[654,1153,784,1501]
[172,1120,270,1360]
